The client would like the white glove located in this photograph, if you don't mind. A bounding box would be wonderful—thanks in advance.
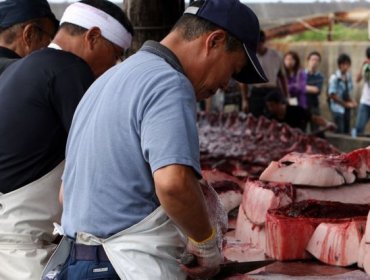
[180,228,222,279]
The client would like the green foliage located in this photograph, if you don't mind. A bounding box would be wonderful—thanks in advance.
[273,23,368,42]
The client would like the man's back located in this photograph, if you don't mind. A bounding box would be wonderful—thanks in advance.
[62,46,199,238]
[283,105,311,131]
[0,48,94,193]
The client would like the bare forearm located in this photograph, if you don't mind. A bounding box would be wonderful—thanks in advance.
[330,94,346,107]
[154,165,212,242]
[312,115,328,127]
[306,85,319,94]
[59,183,64,206]
[356,72,363,83]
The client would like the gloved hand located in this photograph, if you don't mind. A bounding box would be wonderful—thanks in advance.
[180,228,222,279]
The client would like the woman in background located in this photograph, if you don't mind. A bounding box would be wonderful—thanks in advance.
[284,50,307,109]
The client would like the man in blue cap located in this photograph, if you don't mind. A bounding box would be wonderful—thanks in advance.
[54,0,267,279]
[0,0,58,74]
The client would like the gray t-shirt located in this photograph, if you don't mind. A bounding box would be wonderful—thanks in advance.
[61,42,200,238]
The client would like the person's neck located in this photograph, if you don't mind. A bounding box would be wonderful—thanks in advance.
[340,70,347,77]
[307,67,317,74]
[161,32,202,87]
[0,40,23,57]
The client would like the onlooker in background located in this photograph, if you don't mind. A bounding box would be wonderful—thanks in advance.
[240,30,288,116]
[355,47,370,136]
[284,50,307,109]
[0,0,58,74]
[328,53,357,134]
[265,89,335,133]
[305,51,324,132]
[0,1,133,279]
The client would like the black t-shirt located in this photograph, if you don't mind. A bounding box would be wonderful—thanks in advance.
[0,48,94,193]
[271,105,312,132]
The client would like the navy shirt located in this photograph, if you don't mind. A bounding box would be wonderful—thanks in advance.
[306,70,324,109]
[62,41,200,238]
[0,48,94,193]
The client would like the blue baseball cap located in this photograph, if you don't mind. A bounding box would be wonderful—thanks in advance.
[184,0,268,84]
[0,0,58,29]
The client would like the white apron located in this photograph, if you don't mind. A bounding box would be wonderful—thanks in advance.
[43,207,188,280]
[0,161,64,280]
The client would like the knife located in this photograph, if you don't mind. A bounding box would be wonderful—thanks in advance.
[213,260,275,279]
[180,253,274,279]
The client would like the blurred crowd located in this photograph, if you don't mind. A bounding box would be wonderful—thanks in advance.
[201,30,370,138]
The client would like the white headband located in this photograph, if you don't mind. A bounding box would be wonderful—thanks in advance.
[60,2,132,50]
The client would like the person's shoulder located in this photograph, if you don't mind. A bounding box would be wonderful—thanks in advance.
[299,68,307,75]
[267,47,279,55]
[130,51,191,87]
[25,48,90,71]
[329,72,338,82]
[267,48,282,59]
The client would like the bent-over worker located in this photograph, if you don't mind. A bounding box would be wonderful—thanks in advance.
[265,90,336,133]
[0,0,58,74]
[51,0,268,279]
[0,1,133,279]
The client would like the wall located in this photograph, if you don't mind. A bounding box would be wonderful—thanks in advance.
[270,41,370,128]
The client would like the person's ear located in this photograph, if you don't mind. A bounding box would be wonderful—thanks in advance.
[84,27,102,50]
[21,23,36,52]
[205,29,227,55]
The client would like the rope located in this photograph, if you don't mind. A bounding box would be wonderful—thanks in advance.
[265,12,370,36]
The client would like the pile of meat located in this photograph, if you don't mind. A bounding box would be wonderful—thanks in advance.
[198,112,338,178]
[202,147,370,273]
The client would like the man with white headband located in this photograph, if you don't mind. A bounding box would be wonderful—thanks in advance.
[50,0,267,279]
[0,1,133,279]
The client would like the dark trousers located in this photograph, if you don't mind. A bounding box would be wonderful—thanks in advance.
[308,106,320,133]
[57,243,119,280]
[332,109,351,134]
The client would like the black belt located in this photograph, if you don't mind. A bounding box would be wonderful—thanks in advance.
[73,243,109,262]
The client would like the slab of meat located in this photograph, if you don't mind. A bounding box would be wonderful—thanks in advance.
[207,179,243,213]
[265,200,370,261]
[359,211,370,274]
[241,180,294,225]
[306,220,366,266]
[260,148,370,187]
[222,239,265,263]
[202,169,245,190]
[198,112,338,178]
[358,234,366,269]
[295,183,370,205]
[235,205,266,249]
[235,180,370,261]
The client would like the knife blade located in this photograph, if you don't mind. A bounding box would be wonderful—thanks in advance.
[180,253,274,279]
[212,259,275,279]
